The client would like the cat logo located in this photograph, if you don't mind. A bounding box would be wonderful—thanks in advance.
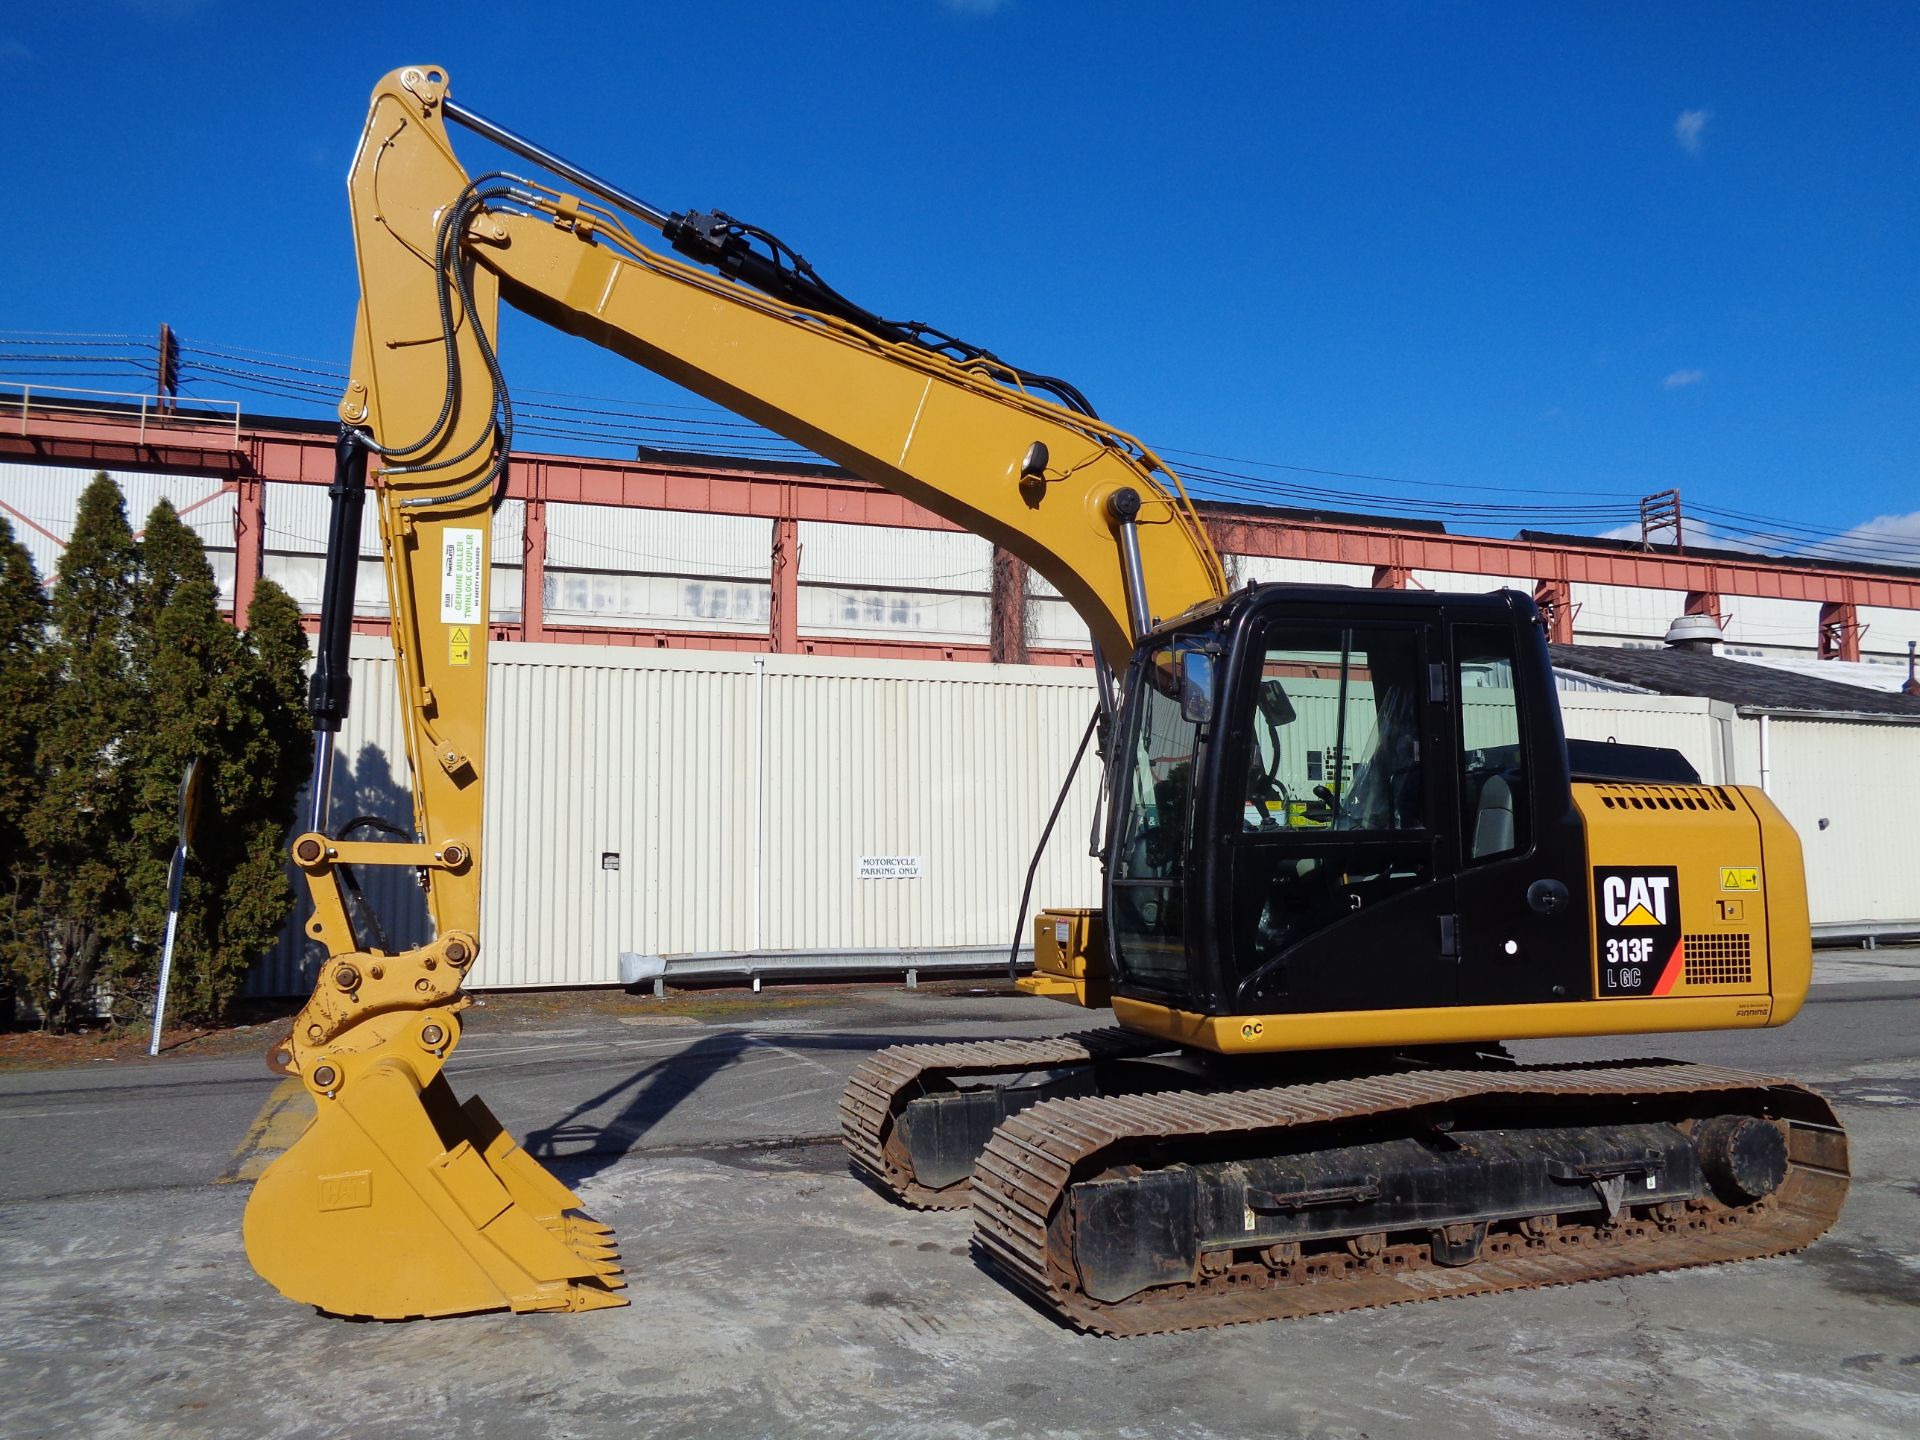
[1601,872,1672,928]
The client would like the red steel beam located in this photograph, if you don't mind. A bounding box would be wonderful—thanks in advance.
[231,478,265,625]
[769,517,799,654]
[6,403,1918,614]
[520,498,548,642]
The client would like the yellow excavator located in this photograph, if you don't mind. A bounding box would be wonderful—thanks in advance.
[243,66,1848,1331]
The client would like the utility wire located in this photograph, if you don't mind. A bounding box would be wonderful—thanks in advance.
[1162,445,1644,501]
[4,331,1914,567]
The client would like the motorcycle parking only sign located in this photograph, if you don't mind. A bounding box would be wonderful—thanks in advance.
[856,855,922,880]
[1593,866,1683,997]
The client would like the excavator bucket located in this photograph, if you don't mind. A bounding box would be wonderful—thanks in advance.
[243,1059,625,1319]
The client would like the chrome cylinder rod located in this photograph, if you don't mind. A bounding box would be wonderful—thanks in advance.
[1107,488,1153,641]
[307,731,335,834]
[443,98,672,231]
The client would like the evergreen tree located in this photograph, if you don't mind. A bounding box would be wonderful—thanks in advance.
[5,481,313,1030]
[122,504,313,1024]
[194,579,311,1019]
[125,572,230,1019]
[122,500,237,1020]
[25,474,140,1030]
[0,519,50,1027]
[132,498,215,666]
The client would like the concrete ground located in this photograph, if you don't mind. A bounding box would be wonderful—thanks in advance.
[2,951,1918,1440]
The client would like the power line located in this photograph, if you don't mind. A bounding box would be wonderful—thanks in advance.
[1689,510,1920,564]
[0,329,146,341]
[1161,444,1642,501]
[4,329,1915,569]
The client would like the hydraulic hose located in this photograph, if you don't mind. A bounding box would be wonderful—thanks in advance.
[1008,706,1103,984]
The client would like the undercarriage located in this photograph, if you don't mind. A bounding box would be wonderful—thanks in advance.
[841,1038,1849,1334]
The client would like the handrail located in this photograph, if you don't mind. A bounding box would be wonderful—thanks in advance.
[14,384,242,450]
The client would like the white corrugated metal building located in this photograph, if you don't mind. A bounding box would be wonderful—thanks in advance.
[241,634,1920,995]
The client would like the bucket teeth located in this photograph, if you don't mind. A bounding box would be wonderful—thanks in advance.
[545,1216,619,1254]
[507,1277,631,1314]
[566,1280,630,1312]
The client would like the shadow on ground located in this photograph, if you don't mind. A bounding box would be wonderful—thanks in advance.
[521,1027,1018,1180]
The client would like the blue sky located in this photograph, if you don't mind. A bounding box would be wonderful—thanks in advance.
[2,2,1914,561]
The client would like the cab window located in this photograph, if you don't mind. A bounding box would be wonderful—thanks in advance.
[1227,624,1434,984]
[1240,626,1426,836]
[1108,638,1208,991]
[1456,624,1528,861]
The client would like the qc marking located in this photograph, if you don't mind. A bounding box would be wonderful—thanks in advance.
[216,1076,314,1184]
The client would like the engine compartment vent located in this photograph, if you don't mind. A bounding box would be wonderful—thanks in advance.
[1684,933,1754,987]
[1590,783,1737,814]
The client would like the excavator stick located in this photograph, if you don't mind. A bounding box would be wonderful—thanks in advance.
[240,65,631,1321]
[243,1008,625,1319]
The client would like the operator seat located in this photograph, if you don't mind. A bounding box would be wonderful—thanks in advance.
[1471,773,1516,859]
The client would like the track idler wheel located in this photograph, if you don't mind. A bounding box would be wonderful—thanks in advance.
[1693,1114,1790,1204]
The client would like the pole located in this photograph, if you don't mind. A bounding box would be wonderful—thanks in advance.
[148,758,202,1056]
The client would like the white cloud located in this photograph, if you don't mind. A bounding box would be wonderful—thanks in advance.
[1598,518,1793,556]
[1674,109,1711,154]
[1663,368,1706,389]
[1815,510,1920,566]
[1678,511,1920,566]
[942,0,1013,13]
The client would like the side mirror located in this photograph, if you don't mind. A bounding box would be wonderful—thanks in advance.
[1179,650,1215,724]
[1257,678,1296,727]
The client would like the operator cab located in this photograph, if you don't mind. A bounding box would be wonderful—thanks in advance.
[1104,585,1591,1019]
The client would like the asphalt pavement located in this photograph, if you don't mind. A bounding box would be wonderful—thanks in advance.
[1,954,1917,1440]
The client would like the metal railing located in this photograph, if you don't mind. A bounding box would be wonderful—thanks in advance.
[618,944,1035,994]
[14,384,242,449]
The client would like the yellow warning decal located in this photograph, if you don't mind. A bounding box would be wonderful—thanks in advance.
[449,626,472,666]
[1719,867,1760,892]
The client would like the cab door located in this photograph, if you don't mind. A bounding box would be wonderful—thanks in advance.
[1447,618,1590,1005]
[1219,612,1459,1014]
